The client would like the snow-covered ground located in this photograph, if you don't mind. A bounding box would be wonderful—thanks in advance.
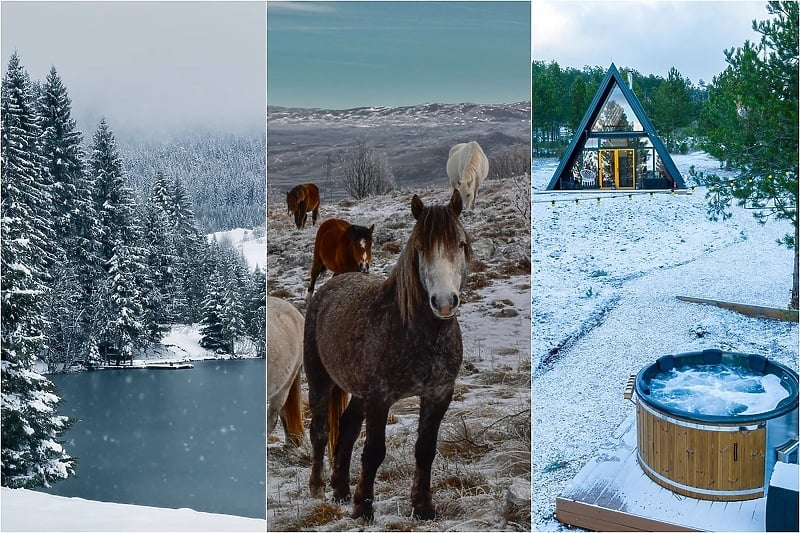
[267,175,531,531]
[209,226,266,271]
[532,152,798,531]
[1,488,266,532]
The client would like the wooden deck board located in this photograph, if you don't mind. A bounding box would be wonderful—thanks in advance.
[555,413,767,532]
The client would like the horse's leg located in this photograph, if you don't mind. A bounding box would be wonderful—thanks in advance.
[411,390,453,520]
[307,257,326,303]
[267,402,280,435]
[352,400,390,521]
[305,342,333,498]
[331,395,365,502]
[312,206,319,226]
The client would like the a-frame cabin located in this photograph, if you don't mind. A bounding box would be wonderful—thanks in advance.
[547,63,685,191]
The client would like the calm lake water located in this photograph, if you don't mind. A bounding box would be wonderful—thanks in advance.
[40,359,265,519]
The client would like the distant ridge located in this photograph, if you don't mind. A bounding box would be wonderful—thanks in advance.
[267,101,530,202]
[267,101,530,126]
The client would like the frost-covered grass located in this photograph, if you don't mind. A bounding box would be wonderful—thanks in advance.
[532,152,798,531]
[267,175,531,531]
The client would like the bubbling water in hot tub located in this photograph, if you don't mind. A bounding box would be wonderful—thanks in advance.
[649,364,792,417]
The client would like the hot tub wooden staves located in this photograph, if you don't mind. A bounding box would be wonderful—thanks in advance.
[636,401,766,501]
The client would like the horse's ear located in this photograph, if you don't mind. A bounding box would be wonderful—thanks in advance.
[449,189,463,216]
[411,195,424,220]
[368,224,375,236]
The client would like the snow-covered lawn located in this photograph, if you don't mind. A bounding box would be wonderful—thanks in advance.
[1,488,266,532]
[532,152,798,531]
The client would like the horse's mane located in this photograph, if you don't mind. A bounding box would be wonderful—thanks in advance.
[384,202,471,324]
[346,224,373,242]
[463,142,485,180]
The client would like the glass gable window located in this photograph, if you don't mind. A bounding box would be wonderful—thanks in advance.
[591,87,643,133]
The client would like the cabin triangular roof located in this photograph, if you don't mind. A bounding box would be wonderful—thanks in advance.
[546,63,685,190]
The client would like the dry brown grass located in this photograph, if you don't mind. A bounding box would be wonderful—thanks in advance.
[291,502,347,529]
[382,241,402,254]
[501,258,531,276]
[434,472,491,495]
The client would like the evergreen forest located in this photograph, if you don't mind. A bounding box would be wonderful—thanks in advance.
[1,53,266,489]
[532,61,706,156]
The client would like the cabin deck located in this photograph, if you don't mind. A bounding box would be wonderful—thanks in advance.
[555,414,767,532]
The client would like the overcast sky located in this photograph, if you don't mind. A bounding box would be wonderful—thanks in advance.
[2,1,265,137]
[533,0,767,85]
[267,1,531,109]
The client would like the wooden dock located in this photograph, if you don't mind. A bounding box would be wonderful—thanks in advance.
[144,362,194,370]
[555,414,767,531]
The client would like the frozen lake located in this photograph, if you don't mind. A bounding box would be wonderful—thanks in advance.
[39,359,266,519]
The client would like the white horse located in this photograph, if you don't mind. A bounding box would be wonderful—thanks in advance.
[267,296,305,446]
[446,141,489,210]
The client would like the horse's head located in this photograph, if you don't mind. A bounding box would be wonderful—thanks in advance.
[454,179,474,211]
[410,189,471,319]
[346,224,374,273]
[286,189,295,214]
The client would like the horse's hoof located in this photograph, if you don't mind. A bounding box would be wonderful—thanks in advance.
[309,484,325,499]
[352,500,374,521]
[332,490,351,504]
[412,506,436,520]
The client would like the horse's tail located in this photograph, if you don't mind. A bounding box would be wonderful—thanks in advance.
[282,372,305,446]
[327,384,349,465]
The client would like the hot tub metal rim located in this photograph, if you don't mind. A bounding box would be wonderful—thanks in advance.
[634,351,799,425]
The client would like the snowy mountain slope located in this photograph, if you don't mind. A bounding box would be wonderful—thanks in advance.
[532,152,798,531]
[208,227,266,271]
[267,174,531,531]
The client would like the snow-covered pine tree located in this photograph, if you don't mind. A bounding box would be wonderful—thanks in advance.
[37,67,85,253]
[89,119,151,361]
[220,276,246,356]
[244,267,266,358]
[170,177,207,322]
[143,173,186,325]
[199,260,227,353]
[36,66,103,368]
[1,52,75,488]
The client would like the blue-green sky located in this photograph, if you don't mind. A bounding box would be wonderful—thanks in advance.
[267,1,531,109]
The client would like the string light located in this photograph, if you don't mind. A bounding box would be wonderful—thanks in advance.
[533,189,689,206]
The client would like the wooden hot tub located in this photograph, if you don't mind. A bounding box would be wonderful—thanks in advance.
[634,349,798,501]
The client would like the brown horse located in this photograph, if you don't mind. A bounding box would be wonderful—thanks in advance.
[307,219,374,303]
[304,189,471,521]
[286,183,320,229]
